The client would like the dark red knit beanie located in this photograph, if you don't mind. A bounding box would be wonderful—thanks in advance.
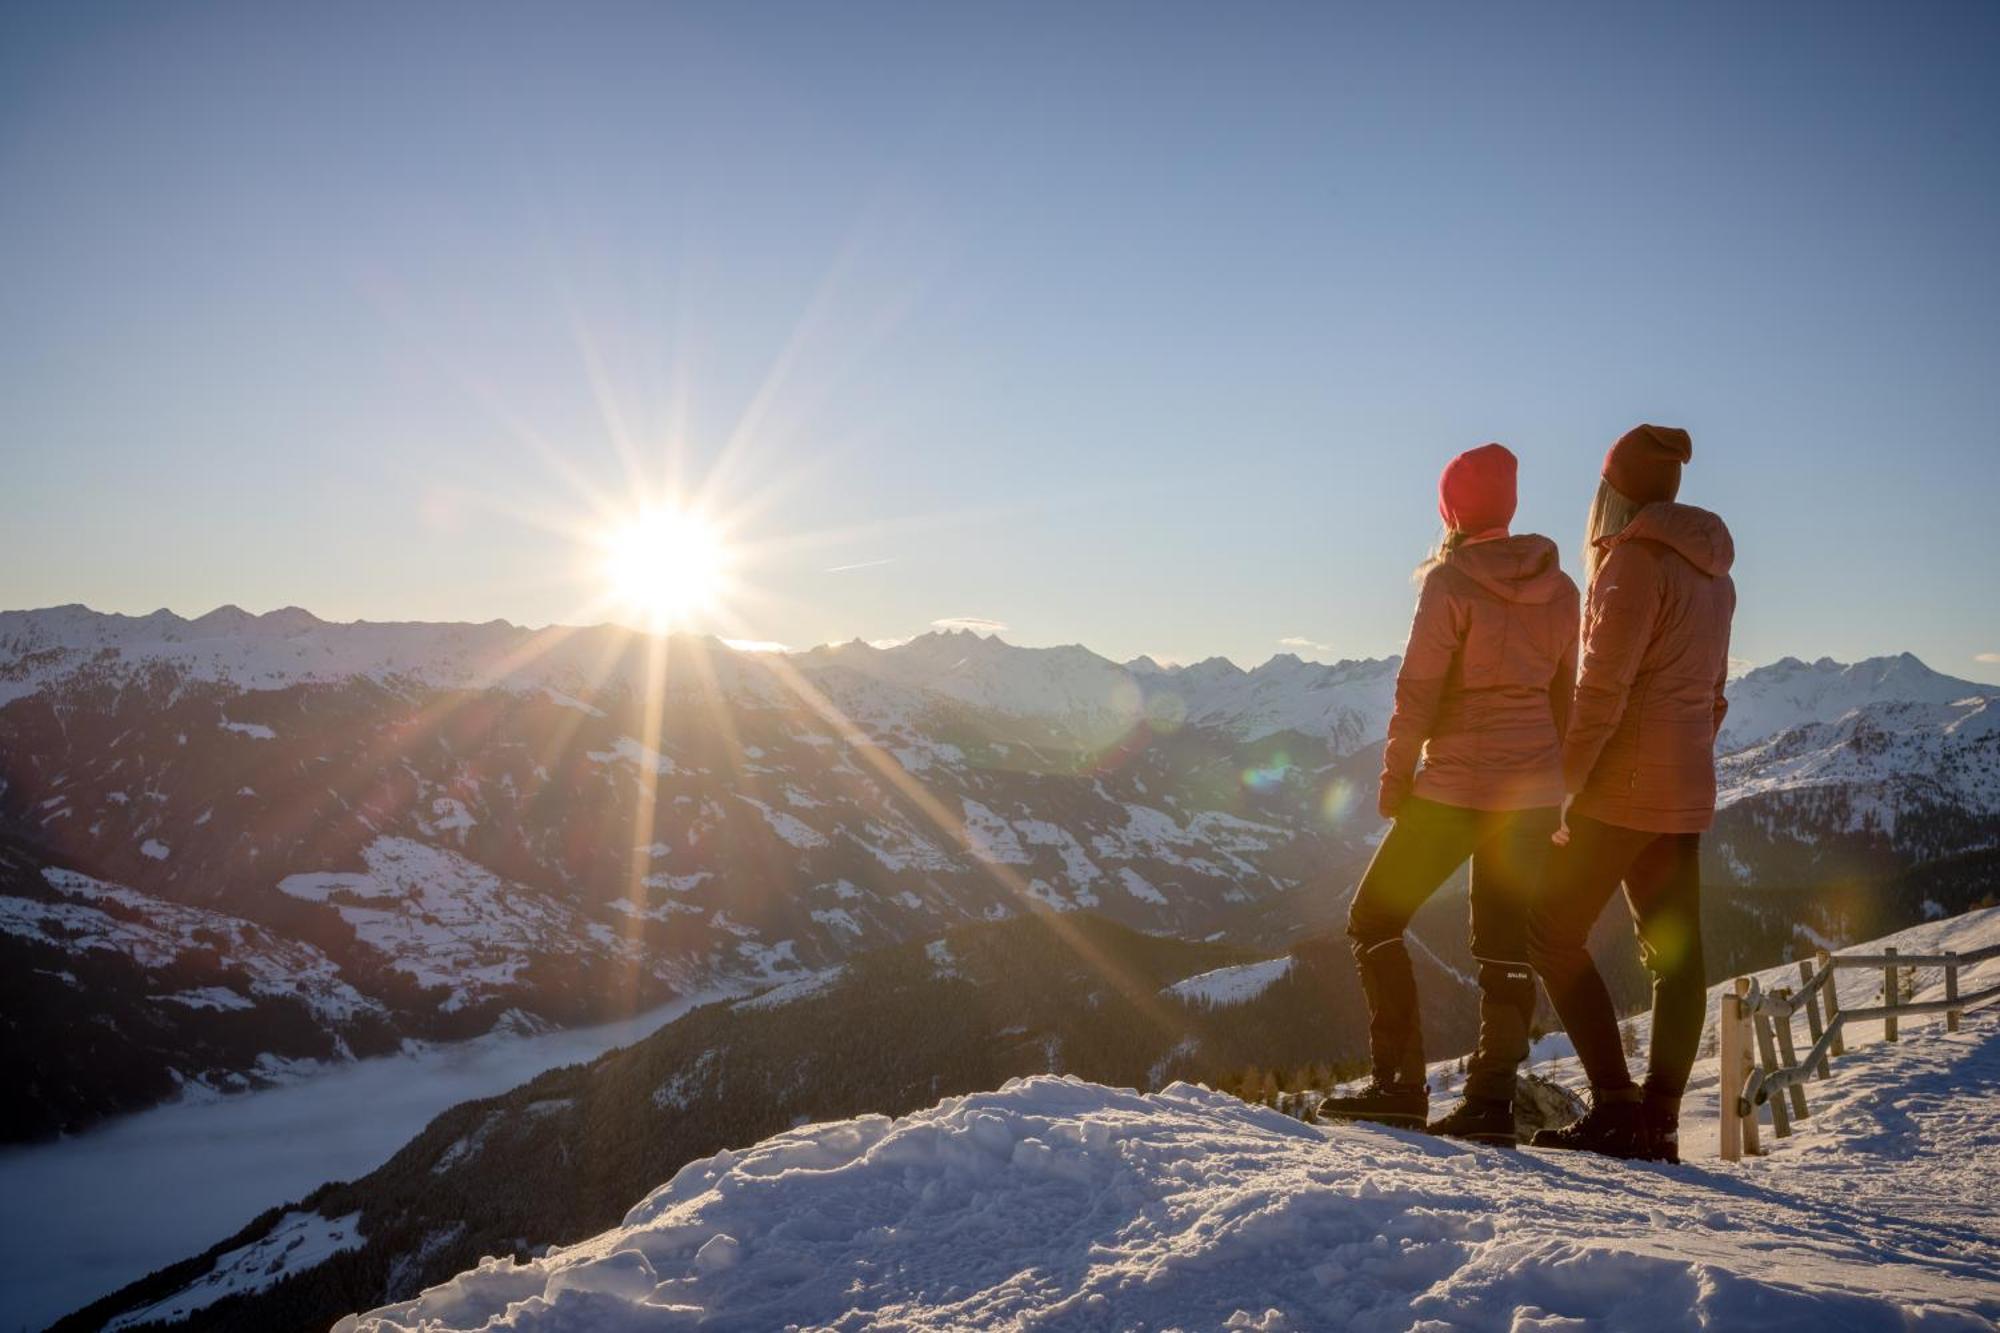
[1603,424,1692,504]
[1437,442,1518,534]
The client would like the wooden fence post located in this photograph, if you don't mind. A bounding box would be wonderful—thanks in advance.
[1798,959,1831,1079]
[1820,951,1845,1058]
[1753,1009,1791,1137]
[1773,987,1809,1121]
[1719,985,1744,1161]
[1736,978,1761,1157]
[1884,947,1899,1042]
[1945,953,1960,1034]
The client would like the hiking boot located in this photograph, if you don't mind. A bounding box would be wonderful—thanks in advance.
[1530,1094,1644,1157]
[1427,1096,1517,1147]
[1315,1079,1427,1129]
[1635,1096,1682,1164]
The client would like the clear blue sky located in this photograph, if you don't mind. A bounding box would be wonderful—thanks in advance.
[4,1,1997,679]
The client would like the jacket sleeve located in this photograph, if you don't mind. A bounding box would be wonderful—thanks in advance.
[1380,568,1463,814]
[1562,543,1664,795]
[1549,583,1581,745]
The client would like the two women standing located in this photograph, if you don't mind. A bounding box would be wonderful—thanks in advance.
[1320,426,1736,1161]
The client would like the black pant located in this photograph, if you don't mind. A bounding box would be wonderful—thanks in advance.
[1346,796,1556,1102]
[1527,814,1705,1105]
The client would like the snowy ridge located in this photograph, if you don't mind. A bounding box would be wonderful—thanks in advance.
[7,606,1995,779]
[1175,653,1399,750]
[342,978,2000,1331]
[1163,956,1293,1008]
[0,605,786,711]
[0,606,1402,753]
[1718,653,1986,753]
[1717,694,2000,819]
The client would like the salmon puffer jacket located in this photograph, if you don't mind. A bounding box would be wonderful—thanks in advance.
[1380,534,1581,815]
[1565,502,1737,833]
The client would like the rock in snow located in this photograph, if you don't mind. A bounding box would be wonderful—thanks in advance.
[341,1011,2000,1331]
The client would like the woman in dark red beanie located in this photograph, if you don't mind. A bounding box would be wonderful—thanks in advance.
[1528,424,1736,1163]
[1319,443,1579,1146]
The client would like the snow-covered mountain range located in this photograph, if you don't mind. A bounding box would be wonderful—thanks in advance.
[3,605,1996,1139]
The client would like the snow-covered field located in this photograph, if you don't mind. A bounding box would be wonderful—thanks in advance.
[0,990,731,1332]
[345,912,2000,1332]
[103,1209,363,1331]
[276,836,663,1011]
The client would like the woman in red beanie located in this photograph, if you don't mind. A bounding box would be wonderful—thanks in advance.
[1318,442,1579,1146]
[1528,424,1736,1163]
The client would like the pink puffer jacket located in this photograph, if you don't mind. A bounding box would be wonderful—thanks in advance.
[1380,534,1580,814]
[1565,503,1737,833]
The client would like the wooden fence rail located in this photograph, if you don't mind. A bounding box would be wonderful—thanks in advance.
[1718,940,2000,1161]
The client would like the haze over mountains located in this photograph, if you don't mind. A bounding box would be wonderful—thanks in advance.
[4,604,1997,1145]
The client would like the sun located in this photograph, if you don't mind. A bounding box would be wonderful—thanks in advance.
[598,504,733,631]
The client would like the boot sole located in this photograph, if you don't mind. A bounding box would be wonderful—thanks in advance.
[1315,1110,1427,1129]
[1525,1140,1677,1164]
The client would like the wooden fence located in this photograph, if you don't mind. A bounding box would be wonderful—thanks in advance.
[1718,940,2000,1161]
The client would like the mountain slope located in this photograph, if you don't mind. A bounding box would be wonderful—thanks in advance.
[1707,656,2000,894]
[0,833,404,1137]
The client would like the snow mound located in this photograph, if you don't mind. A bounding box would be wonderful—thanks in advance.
[341,1058,1998,1332]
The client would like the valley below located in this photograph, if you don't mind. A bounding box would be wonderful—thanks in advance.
[0,987,731,1332]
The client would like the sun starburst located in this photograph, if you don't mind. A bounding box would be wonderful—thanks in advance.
[597,504,733,633]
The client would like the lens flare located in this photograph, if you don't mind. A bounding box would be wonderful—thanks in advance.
[1144,690,1187,734]
[1320,778,1358,825]
[1241,751,1293,793]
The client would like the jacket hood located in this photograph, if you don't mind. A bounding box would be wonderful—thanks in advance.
[1602,502,1735,577]
[1445,533,1572,604]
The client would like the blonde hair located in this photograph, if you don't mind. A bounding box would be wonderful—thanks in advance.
[1583,479,1644,586]
[1413,527,1470,582]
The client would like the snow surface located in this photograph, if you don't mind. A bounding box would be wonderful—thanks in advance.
[104,1209,362,1331]
[732,795,828,849]
[342,1022,1999,1331]
[1164,956,1293,1007]
[343,909,2000,1333]
[275,837,656,1010]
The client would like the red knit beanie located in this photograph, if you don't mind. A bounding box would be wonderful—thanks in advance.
[1603,424,1692,504]
[1437,442,1518,534]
